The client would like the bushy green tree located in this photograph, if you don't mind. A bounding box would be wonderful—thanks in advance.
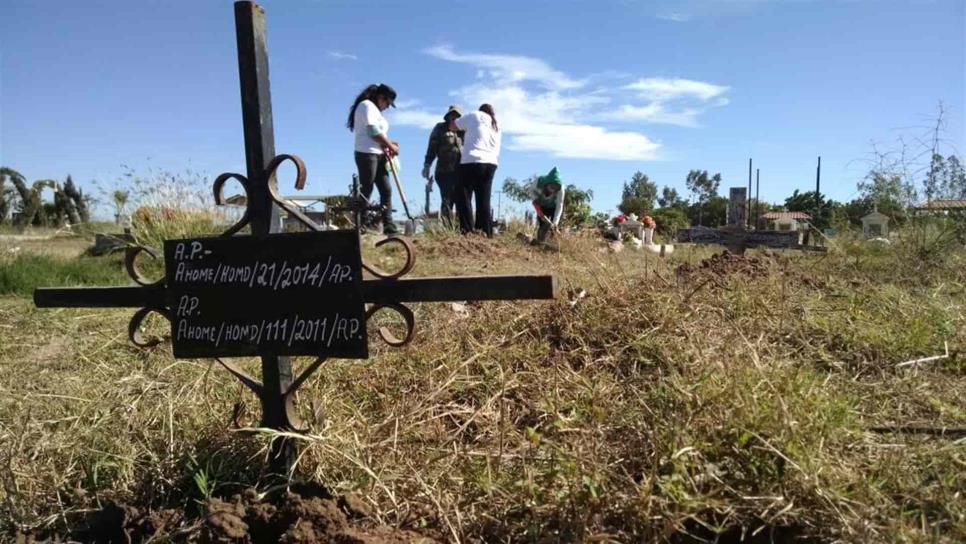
[617,171,658,217]
[925,153,966,200]
[563,184,595,228]
[685,170,722,226]
[657,186,687,209]
[859,169,915,212]
[501,177,530,202]
[502,175,595,228]
[687,195,727,227]
[783,190,840,229]
[650,207,689,236]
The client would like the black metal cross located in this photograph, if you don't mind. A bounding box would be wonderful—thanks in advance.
[676,186,825,254]
[33,1,554,476]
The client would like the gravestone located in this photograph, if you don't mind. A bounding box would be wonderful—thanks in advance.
[727,187,747,228]
[618,219,644,240]
[861,209,889,239]
[676,186,816,254]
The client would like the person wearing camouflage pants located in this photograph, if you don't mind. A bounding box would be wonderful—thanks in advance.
[422,105,464,227]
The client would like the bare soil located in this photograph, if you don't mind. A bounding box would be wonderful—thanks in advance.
[675,250,779,279]
[19,486,439,543]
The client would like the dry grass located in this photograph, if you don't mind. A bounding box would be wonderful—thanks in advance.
[0,228,92,259]
[0,230,963,542]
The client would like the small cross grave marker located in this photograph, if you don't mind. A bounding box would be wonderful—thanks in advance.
[676,186,824,254]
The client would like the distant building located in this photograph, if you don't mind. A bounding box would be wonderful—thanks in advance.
[914,199,966,213]
[221,193,334,230]
[762,211,810,232]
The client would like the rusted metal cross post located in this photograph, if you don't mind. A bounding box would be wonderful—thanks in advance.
[233,0,297,474]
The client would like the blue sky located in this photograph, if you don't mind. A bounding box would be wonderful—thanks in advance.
[1,0,963,218]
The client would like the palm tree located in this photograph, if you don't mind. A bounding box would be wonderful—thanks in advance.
[0,168,15,224]
[112,189,130,224]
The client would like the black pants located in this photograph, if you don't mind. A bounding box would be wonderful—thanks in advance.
[456,162,497,237]
[354,151,396,233]
[434,170,458,227]
[537,207,557,242]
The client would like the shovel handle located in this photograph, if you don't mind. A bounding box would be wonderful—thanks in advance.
[386,157,413,221]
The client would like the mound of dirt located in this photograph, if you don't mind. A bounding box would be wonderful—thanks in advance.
[42,487,437,543]
[675,250,780,279]
[413,233,511,260]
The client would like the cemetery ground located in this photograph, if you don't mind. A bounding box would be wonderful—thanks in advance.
[0,226,964,542]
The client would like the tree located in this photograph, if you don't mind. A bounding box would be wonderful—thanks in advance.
[62,175,90,223]
[502,175,595,228]
[925,153,966,201]
[501,177,530,203]
[650,207,689,236]
[2,167,55,229]
[617,171,658,217]
[562,184,594,228]
[685,170,721,226]
[51,183,73,226]
[0,168,15,224]
[112,189,130,224]
[686,195,727,227]
[657,186,687,209]
[857,170,912,224]
[783,189,839,229]
[859,169,915,208]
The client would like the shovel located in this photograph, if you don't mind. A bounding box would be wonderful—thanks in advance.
[386,155,413,222]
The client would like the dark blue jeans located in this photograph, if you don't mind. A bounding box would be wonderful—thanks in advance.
[537,207,557,242]
[354,151,396,233]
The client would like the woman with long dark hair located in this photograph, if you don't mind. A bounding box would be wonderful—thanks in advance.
[347,83,399,235]
[452,103,501,237]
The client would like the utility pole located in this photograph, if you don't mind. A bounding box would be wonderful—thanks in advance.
[815,156,821,226]
[747,158,753,229]
[755,168,760,230]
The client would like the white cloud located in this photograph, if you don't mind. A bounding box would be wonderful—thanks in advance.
[391,47,729,160]
[510,124,660,160]
[609,78,730,127]
[327,51,358,61]
[613,104,703,127]
[657,12,691,22]
[424,45,585,90]
[624,78,729,101]
[388,109,440,130]
[392,98,421,109]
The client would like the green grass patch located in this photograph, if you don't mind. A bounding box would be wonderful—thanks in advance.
[0,253,129,296]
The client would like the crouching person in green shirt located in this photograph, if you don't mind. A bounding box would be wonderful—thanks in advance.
[531,167,565,243]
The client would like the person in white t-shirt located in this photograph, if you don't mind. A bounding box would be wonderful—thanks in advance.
[347,83,400,235]
[451,104,501,237]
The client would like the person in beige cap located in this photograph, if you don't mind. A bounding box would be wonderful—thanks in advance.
[422,105,464,227]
